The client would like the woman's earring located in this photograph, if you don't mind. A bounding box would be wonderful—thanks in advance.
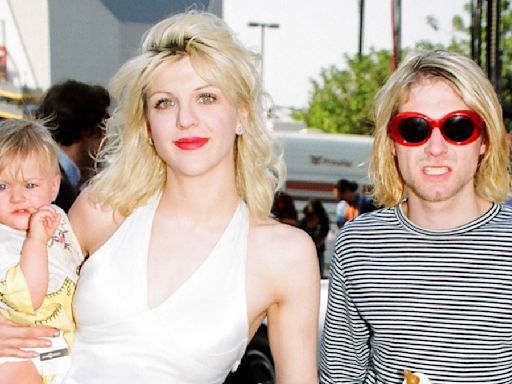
[148,137,154,146]
[236,126,245,135]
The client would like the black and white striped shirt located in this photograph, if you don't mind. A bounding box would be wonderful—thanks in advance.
[320,203,512,384]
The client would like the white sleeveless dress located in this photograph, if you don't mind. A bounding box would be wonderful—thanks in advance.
[62,195,249,383]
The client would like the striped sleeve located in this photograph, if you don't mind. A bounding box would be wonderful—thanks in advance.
[320,230,370,383]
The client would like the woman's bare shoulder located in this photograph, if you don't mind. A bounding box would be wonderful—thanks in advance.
[247,218,320,311]
[249,218,317,271]
[68,189,125,256]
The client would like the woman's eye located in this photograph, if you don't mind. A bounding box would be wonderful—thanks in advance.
[199,93,216,104]
[154,98,174,109]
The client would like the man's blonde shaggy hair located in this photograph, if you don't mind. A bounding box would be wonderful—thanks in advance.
[370,50,510,207]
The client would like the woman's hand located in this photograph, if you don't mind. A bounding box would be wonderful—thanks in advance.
[0,315,59,358]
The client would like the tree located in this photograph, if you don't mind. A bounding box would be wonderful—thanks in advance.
[296,1,512,134]
[424,1,512,125]
[292,49,391,135]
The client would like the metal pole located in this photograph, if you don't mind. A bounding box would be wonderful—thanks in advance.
[391,0,401,70]
[485,0,500,89]
[358,0,365,58]
[0,20,6,81]
[248,22,279,91]
[260,25,266,85]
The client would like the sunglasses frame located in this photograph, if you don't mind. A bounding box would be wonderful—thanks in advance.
[389,110,484,146]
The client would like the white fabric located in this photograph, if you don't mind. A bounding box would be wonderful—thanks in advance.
[63,195,249,384]
[0,205,83,295]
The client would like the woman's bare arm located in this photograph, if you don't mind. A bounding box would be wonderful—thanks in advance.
[0,316,59,358]
[254,223,321,384]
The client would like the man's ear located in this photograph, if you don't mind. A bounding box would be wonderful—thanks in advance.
[479,140,487,156]
[391,140,397,156]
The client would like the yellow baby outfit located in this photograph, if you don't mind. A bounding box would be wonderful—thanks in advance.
[0,205,83,383]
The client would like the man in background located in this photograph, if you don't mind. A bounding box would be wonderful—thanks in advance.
[36,80,110,211]
[333,179,374,228]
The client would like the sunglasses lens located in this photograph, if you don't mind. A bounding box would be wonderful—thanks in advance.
[398,117,430,143]
[443,116,475,143]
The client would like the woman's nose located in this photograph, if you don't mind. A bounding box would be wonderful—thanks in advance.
[176,102,199,130]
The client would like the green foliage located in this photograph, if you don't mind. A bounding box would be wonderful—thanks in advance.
[497,1,512,109]
[431,1,512,123]
[296,1,512,134]
[293,49,391,135]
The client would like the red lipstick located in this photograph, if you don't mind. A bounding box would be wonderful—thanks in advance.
[173,137,209,150]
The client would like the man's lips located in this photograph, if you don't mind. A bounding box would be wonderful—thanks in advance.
[423,166,450,176]
[173,137,209,150]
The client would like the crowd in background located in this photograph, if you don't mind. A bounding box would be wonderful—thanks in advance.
[271,180,377,278]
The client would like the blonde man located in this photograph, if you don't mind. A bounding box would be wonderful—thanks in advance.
[320,51,512,383]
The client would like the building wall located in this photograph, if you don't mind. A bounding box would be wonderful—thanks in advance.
[2,0,222,92]
[48,0,120,87]
[1,0,49,89]
[119,21,149,64]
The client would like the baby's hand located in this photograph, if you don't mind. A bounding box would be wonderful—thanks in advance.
[27,206,61,243]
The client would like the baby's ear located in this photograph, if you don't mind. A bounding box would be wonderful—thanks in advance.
[51,174,61,202]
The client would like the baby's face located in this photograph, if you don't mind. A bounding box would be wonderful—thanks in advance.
[0,155,60,231]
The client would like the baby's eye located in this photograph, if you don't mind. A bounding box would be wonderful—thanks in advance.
[25,183,37,189]
[154,98,174,109]
[0,184,6,191]
[198,93,216,104]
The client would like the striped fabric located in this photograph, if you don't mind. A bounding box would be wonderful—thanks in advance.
[320,203,512,384]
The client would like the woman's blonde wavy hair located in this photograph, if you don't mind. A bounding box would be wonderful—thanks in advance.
[370,50,510,207]
[88,11,284,218]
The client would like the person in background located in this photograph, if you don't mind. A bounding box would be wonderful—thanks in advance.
[35,80,110,211]
[0,119,83,384]
[333,179,373,228]
[320,50,512,383]
[298,199,330,278]
[0,11,320,384]
[271,190,299,226]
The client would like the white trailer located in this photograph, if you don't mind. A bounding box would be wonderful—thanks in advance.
[272,130,374,209]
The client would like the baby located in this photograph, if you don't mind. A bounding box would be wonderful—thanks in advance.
[0,119,83,383]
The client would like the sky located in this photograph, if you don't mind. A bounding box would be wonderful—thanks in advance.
[223,0,469,110]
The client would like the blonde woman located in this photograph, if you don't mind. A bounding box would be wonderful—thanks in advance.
[0,11,322,384]
[61,11,319,384]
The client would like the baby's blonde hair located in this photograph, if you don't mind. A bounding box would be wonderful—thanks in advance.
[0,118,60,178]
